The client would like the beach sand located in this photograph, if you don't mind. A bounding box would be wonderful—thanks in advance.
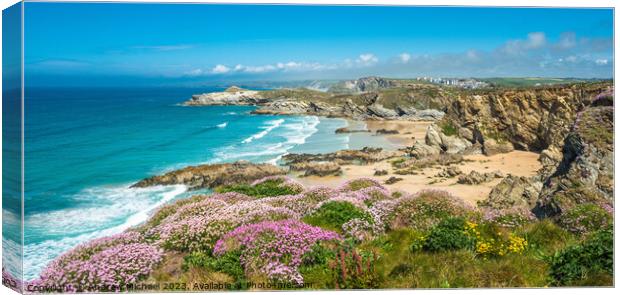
[294,120,542,205]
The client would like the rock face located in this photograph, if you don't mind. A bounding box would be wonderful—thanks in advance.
[185,87,265,106]
[419,124,475,155]
[444,83,610,152]
[328,76,393,94]
[534,101,614,217]
[396,107,445,121]
[482,138,514,156]
[477,87,614,218]
[131,161,286,190]
[367,103,398,118]
[478,175,543,210]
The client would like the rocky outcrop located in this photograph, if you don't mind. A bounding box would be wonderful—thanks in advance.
[328,76,393,94]
[444,83,610,152]
[376,129,399,135]
[435,166,462,178]
[478,175,543,210]
[396,107,445,121]
[185,87,266,106]
[367,103,398,119]
[457,170,503,185]
[534,101,614,217]
[385,176,403,184]
[335,127,370,134]
[410,124,473,158]
[289,161,342,177]
[131,161,286,190]
[283,147,404,166]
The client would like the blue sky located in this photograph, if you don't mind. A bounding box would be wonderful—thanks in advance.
[23,2,613,86]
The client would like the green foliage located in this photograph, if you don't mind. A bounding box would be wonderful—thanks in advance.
[183,251,247,289]
[423,218,476,252]
[558,203,613,234]
[329,248,381,289]
[216,179,301,198]
[304,201,372,232]
[439,121,458,136]
[518,220,574,255]
[549,228,613,286]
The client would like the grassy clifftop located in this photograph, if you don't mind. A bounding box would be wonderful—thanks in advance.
[28,176,613,291]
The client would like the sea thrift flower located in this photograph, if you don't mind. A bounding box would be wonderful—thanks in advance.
[482,207,536,227]
[31,232,162,292]
[213,219,340,285]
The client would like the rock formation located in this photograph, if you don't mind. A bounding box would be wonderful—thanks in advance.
[132,161,286,190]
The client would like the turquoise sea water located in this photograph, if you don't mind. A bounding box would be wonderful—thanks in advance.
[4,87,395,280]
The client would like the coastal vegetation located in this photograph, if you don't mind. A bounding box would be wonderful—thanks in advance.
[22,78,614,291]
[27,175,613,291]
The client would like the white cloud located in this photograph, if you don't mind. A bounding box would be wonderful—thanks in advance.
[526,32,547,49]
[211,64,230,74]
[399,53,411,63]
[356,53,378,66]
[595,59,608,65]
[184,68,204,76]
[557,32,577,50]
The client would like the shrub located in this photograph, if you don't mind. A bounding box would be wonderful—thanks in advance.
[213,220,341,285]
[149,200,297,252]
[339,178,385,192]
[388,190,475,231]
[216,177,303,198]
[439,121,458,136]
[423,218,476,252]
[558,203,613,234]
[482,207,536,228]
[183,251,246,289]
[549,228,613,286]
[329,248,381,289]
[519,220,574,255]
[304,201,373,232]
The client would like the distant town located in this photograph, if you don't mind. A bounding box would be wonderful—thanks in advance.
[416,77,490,89]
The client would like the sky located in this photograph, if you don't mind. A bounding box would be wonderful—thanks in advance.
[22,2,614,86]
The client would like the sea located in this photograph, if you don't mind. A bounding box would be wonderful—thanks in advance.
[2,87,399,281]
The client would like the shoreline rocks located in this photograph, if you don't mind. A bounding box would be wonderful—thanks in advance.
[131,161,286,190]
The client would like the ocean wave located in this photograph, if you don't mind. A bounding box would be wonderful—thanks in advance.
[242,119,285,144]
[23,184,187,281]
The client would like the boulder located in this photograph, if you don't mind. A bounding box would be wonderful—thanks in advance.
[457,170,503,185]
[479,175,543,210]
[335,127,370,134]
[435,166,462,178]
[374,169,389,176]
[385,176,403,185]
[290,161,342,177]
[367,103,398,119]
[482,138,514,156]
[376,129,399,135]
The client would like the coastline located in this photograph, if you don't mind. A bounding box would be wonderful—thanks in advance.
[294,119,542,205]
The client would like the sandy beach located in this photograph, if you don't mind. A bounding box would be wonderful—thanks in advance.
[294,120,542,205]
